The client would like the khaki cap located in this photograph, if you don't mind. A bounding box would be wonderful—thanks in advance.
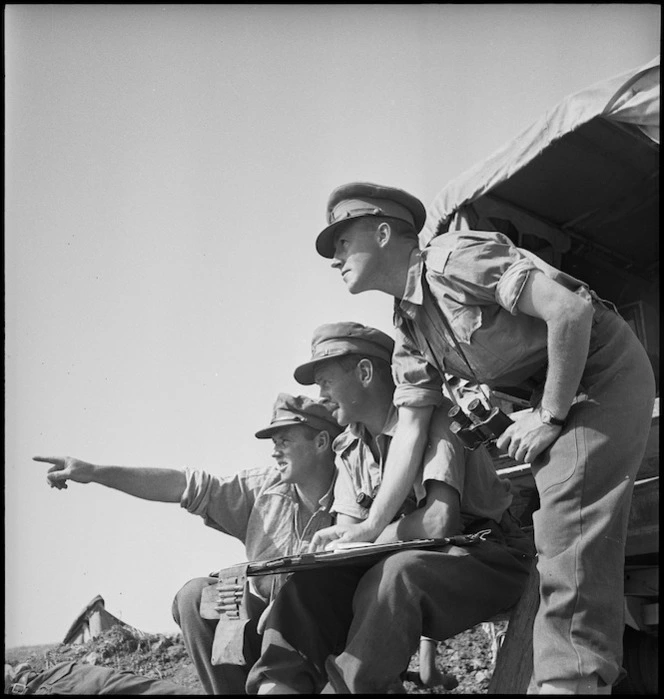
[294,321,395,385]
[316,181,427,258]
[254,393,343,439]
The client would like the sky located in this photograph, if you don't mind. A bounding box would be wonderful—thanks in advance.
[5,4,660,648]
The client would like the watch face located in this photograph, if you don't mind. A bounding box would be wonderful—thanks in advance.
[541,409,552,424]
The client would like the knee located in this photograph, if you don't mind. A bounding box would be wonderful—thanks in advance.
[172,577,212,625]
[354,554,413,606]
[376,552,416,587]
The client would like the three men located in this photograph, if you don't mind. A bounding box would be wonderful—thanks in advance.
[313,182,656,694]
[34,393,341,695]
[247,322,533,694]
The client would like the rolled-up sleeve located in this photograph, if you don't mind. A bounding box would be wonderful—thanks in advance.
[392,324,444,409]
[420,409,465,498]
[180,467,255,542]
[331,463,367,521]
[495,257,536,314]
[430,232,537,315]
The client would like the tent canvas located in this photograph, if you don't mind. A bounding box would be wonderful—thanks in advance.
[422,56,659,282]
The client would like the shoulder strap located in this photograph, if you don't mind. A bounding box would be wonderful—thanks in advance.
[416,328,462,409]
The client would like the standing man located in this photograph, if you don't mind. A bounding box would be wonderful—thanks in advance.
[247,322,533,694]
[34,393,341,695]
[313,182,656,694]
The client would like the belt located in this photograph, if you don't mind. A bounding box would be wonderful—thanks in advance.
[9,682,29,695]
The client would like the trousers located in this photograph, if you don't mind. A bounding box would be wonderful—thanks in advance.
[19,661,185,695]
[172,576,264,695]
[529,302,656,688]
[246,520,532,694]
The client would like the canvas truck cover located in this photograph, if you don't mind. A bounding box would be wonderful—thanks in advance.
[422,56,659,278]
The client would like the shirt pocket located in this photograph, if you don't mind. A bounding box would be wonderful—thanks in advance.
[423,282,482,346]
[446,300,483,344]
[441,301,512,377]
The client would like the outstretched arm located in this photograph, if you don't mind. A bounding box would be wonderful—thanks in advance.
[33,456,186,503]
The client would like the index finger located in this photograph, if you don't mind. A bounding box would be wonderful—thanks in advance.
[33,456,61,465]
[494,427,514,452]
[311,525,335,542]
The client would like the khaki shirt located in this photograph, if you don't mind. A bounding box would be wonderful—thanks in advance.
[180,466,335,600]
[392,230,595,409]
[331,403,513,531]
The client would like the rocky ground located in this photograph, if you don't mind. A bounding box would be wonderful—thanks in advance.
[5,620,506,694]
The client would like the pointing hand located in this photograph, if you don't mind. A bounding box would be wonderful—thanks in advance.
[33,456,94,490]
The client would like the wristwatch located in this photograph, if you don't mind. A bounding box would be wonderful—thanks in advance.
[539,407,566,427]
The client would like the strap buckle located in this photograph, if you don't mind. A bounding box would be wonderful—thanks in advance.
[472,528,492,542]
[447,528,492,547]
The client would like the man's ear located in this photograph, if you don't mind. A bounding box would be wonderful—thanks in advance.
[355,358,374,386]
[376,221,392,248]
[315,430,331,451]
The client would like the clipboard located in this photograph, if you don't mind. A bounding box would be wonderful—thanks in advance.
[244,530,490,577]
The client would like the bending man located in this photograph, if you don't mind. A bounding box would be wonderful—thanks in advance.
[313,182,656,694]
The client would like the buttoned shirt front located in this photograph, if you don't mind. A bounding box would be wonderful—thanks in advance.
[180,466,335,601]
[331,402,512,529]
[392,230,596,408]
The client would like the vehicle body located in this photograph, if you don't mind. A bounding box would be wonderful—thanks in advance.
[423,56,659,693]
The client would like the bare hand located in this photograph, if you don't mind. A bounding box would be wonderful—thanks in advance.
[495,411,562,464]
[33,456,94,490]
[309,520,380,552]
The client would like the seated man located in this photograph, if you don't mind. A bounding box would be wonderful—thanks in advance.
[33,393,342,695]
[246,323,533,694]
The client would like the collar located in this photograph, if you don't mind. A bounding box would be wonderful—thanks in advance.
[262,474,336,512]
[396,247,424,320]
[332,404,399,454]
[317,475,336,511]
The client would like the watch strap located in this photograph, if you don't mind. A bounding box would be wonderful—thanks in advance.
[540,407,566,426]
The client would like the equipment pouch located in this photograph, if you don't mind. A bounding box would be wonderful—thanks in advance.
[199,563,250,666]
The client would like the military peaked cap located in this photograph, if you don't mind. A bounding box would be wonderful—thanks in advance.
[316,182,427,258]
